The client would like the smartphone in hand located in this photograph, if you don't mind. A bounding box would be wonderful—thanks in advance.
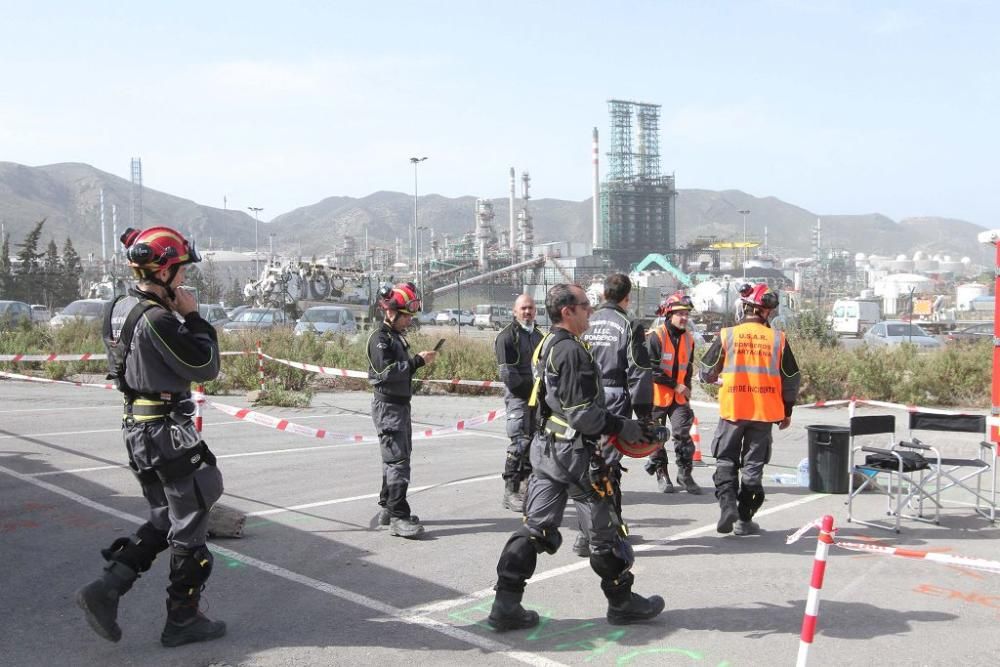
[434,338,446,352]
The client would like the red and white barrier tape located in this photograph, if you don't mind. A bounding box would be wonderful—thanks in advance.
[261,353,501,389]
[788,517,1000,574]
[207,399,505,443]
[0,352,106,362]
[0,370,115,390]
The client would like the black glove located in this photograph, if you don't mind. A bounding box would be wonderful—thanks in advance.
[589,454,614,499]
[617,418,645,444]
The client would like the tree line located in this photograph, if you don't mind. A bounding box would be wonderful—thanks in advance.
[0,220,84,307]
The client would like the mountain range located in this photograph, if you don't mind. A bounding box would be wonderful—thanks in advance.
[0,161,988,264]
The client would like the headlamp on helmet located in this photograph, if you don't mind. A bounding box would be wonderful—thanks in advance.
[656,292,694,317]
[741,283,779,310]
[379,282,422,315]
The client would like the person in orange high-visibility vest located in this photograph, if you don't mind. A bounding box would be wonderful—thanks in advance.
[644,292,701,494]
[699,284,800,536]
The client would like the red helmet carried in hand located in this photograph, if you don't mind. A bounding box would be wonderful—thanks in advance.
[656,292,694,317]
[741,283,779,310]
[378,282,422,314]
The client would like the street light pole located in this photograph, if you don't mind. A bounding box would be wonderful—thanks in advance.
[410,156,428,288]
[248,206,264,276]
[738,209,750,279]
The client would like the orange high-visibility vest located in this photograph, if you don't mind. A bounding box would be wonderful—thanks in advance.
[652,326,693,407]
[718,322,785,422]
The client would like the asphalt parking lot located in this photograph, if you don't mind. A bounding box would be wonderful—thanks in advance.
[1,378,998,666]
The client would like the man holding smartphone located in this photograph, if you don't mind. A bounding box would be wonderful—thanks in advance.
[366,282,437,538]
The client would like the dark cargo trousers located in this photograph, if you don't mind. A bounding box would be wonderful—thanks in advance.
[710,419,773,521]
[372,398,414,519]
[495,434,634,599]
[502,395,533,483]
[646,401,695,472]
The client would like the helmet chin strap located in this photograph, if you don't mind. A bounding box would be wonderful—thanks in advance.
[142,265,181,301]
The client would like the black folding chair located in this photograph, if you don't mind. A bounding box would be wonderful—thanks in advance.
[906,412,996,523]
[846,414,941,533]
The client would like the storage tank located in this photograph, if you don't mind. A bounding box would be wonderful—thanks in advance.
[956,283,989,310]
[872,273,935,299]
[940,259,966,274]
[689,277,741,316]
[914,258,938,272]
[889,254,914,272]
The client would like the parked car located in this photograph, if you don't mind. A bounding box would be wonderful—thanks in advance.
[944,322,992,344]
[294,306,358,336]
[198,303,231,328]
[226,304,251,320]
[415,310,438,326]
[30,304,52,323]
[0,300,33,328]
[222,308,290,333]
[435,308,475,327]
[862,320,941,350]
[49,299,108,328]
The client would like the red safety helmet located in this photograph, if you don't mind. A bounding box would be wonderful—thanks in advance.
[121,226,201,276]
[379,282,422,314]
[741,283,779,310]
[656,292,694,317]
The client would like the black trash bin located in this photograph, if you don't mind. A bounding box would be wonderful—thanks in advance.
[805,424,851,494]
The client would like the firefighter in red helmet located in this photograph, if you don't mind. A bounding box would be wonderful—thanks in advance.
[700,283,800,535]
[644,292,701,494]
[77,226,226,647]
[365,282,437,538]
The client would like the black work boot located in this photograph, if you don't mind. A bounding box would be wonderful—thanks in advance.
[607,592,666,625]
[161,599,227,647]
[487,590,539,632]
[676,467,702,494]
[656,467,676,494]
[717,494,739,534]
[377,507,391,526]
[734,519,760,535]
[75,561,138,642]
[502,480,524,513]
[389,515,425,539]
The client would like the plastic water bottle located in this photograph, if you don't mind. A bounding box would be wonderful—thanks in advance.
[797,458,810,487]
[771,473,799,485]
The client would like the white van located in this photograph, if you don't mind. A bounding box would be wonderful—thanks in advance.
[474,304,513,330]
[831,299,881,337]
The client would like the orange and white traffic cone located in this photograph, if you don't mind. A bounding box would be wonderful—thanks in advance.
[690,416,707,467]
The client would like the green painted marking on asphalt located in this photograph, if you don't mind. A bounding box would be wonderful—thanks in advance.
[617,647,703,664]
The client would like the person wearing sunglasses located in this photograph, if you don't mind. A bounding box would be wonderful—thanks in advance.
[645,292,701,494]
[487,283,663,632]
[366,282,438,538]
[699,283,800,536]
[574,273,653,556]
[77,226,226,647]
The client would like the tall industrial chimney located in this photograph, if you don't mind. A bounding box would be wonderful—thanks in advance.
[592,127,600,249]
[509,167,516,254]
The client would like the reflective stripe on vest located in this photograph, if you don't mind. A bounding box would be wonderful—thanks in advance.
[652,327,692,408]
[718,323,784,422]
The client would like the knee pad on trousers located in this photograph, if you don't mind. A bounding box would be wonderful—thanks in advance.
[101,522,169,573]
[519,524,562,555]
[168,545,213,599]
[738,485,765,519]
[713,460,738,485]
[590,546,635,592]
[496,532,539,593]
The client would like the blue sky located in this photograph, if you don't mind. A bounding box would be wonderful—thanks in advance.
[1,1,997,226]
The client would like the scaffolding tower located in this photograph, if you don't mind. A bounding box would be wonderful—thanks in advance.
[598,100,677,270]
[129,157,143,229]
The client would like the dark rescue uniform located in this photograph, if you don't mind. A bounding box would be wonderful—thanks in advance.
[494,320,544,484]
[102,288,223,607]
[699,317,801,521]
[493,328,643,605]
[366,321,426,519]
